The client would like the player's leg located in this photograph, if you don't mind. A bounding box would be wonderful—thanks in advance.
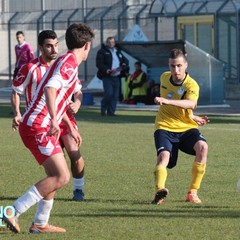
[186,140,208,203]
[35,153,71,196]
[29,153,69,233]
[61,133,85,201]
[152,151,170,205]
[155,151,170,190]
[152,130,175,204]
[5,153,70,233]
[180,129,208,203]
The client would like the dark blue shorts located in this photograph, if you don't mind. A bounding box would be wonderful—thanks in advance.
[154,129,207,169]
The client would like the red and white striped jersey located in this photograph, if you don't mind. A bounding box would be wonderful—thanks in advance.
[21,52,82,129]
[12,56,49,106]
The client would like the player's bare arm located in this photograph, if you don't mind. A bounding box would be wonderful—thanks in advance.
[154,97,196,110]
[11,90,22,131]
[44,86,60,142]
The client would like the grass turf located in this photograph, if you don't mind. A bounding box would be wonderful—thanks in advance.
[0,103,240,239]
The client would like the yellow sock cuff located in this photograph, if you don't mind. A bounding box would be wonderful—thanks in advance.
[154,165,165,173]
[193,162,206,174]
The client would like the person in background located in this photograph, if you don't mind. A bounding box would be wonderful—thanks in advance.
[152,48,208,205]
[96,36,129,116]
[119,66,130,102]
[122,66,131,102]
[124,61,147,104]
[13,31,34,79]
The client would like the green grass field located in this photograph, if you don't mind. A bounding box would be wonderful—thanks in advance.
[0,103,240,240]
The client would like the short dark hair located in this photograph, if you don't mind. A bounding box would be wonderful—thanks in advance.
[16,31,24,36]
[169,49,187,62]
[65,23,94,50]
[106,36,115,42]
[38,30,57,46]
[135,61,141,67]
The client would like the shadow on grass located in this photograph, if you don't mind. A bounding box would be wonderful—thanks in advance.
[55,206,240,219]
[53,196,240,219]
[0,196,19,201]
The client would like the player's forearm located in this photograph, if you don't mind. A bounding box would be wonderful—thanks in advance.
[11,91,21,116]
[44,87,57,120]
[167,99,196,109]
[62,113,74,131]
[73,91,82,108]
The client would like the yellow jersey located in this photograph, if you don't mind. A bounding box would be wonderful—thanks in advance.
[155,71,199,132]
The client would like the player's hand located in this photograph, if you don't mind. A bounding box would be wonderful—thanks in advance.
[154,97,169,105]
[192,115,209,126]
[12,115,21,131]
[69,101,81,114]
[69,127,81,146]
[47,118,60,144]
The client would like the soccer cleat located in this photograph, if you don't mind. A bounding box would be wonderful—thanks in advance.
[29,223,66,233]
[73,189,85,201]
[2,207,20,233]
[151,188,169,205]
[186,191,202,204]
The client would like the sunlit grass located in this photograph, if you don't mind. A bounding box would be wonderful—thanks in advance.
[0,103,240,239]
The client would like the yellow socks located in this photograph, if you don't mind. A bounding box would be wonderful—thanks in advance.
[154,162,206,193]
[189,162,206,192]
[154,165,167,191]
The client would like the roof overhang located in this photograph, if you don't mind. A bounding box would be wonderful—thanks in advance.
[118,40,186,67]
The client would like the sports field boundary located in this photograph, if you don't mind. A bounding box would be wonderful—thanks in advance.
[1,86,240,116]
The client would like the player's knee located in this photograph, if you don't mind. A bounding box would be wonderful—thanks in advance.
[200,141,208,154]
[68,150,81,163]
[195,141,208,160]
[157,151,170,166]
[196,140,208,150]
[56,172,71,189]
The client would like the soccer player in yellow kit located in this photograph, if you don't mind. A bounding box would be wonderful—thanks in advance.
[152,49,208,205]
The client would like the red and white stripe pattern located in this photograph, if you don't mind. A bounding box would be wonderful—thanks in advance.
[13,56,49,107]
[21,52,81,128]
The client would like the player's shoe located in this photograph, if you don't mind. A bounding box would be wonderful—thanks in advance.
[73,189,84,201]
[186,191,202,204]
[29,223,66,233]
[2,207,20,233]
[151,188,169,205]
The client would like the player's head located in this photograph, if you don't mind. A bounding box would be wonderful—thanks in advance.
[106,36,116,49]
[38,30,58,63]
[65,23,94,61]
[168,48,188,82]
[38,30,57,46]
[16,31,25,45]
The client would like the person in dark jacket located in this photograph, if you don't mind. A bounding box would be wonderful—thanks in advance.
[96,36,129,116]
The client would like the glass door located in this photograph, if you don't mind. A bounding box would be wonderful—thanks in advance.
[178,15,214,55]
